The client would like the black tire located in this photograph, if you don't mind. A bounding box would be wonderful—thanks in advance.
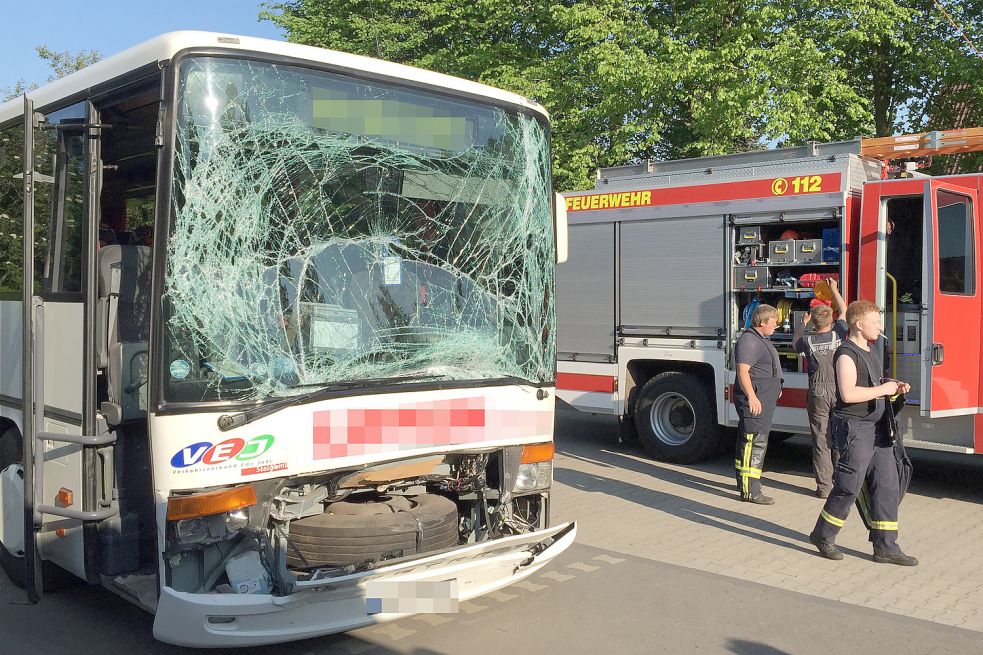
[287,494,459,568]
[633,372,724,464]
[619,390,641,446]
[0,428,80,590]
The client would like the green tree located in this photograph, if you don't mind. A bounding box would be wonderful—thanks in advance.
[35,46,101,82]
[262,1,983,188]
[2,46,101,101]
[0,46,100,293]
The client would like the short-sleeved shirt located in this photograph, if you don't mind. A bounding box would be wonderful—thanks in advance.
[794,319,849,383]
[735,328,780,380]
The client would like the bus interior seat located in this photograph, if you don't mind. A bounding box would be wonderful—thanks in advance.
[97,245,153,421]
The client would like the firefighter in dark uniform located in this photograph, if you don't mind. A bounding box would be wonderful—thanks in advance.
[809,300,918,566]
[733,304,782,504]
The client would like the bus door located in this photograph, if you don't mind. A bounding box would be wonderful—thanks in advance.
[20,98,116,599]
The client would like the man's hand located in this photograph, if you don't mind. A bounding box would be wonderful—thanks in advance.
[883,378,911,395]
[749,396,763,416]
[802,312,811,325]
[829,278,838,293]
[879,380,900,396]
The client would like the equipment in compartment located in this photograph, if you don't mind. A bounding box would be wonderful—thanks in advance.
[822,227,841,262]
[734,244,763,266]
[735,266,770,290]
[773,269,798,288]
[799,272,839,289]
[769,240,795,264]
[741,297,761,329]
[739,226,763,245]
[780,352,804,373]
[794,239,823,263]
[885,307,922,403]
[776,298,794,332]
[732,218,843,364]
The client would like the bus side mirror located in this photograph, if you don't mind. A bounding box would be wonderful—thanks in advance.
[554,192,568,264]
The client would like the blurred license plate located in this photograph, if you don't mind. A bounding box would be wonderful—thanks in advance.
[365,579,459,614]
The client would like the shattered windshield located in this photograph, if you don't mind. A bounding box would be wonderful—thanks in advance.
[162,57,555,403]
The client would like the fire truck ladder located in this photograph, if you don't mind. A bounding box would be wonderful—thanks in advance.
[861,127,983,160]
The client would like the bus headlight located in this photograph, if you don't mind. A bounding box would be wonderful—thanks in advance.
[514,461,553,492]
[513,443,554,493]
[174,508,250,547]
[167,486,256,547]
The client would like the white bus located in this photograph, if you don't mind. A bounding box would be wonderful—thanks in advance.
[0,32,573,646]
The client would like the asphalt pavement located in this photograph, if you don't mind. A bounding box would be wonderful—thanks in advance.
[2,409,982,654]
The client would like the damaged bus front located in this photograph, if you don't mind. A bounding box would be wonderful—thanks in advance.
[148,52,573,645]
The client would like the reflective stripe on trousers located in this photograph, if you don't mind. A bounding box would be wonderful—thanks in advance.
[813,417,901,552]
[733,376,780,499]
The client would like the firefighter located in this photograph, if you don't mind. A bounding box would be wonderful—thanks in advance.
[793,278,848,498]
[809,299,918,566]
[733,303,782,504]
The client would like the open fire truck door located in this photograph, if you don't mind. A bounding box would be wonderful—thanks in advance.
[859,176,980,420]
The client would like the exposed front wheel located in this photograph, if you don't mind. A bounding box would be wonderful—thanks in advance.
[633,372,723,463]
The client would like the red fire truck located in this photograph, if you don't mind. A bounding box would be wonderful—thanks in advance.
[557,129,983,463]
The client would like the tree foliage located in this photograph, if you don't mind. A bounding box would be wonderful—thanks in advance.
[263,0,982,189]
[2,46,101,101]
[0,46,100,294]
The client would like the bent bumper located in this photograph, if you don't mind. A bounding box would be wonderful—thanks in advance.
[153,521,576,647]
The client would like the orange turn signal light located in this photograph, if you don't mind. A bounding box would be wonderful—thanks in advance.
[520,442,555,464]
[56,488,74,507]
[166,485,257,521]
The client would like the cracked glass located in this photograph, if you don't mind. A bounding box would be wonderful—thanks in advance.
[162,57,555,402]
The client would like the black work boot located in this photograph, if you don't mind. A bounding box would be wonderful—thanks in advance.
[873,549,919,566]
[809,532,844,560]
[741,494,775,505]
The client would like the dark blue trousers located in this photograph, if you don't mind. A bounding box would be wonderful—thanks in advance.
[733,377,781,499]
[812,416,901,552]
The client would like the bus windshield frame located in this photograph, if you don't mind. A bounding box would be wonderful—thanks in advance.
[155,53,556,409]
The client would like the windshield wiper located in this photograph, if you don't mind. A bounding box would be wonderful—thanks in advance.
[216,375,441,431]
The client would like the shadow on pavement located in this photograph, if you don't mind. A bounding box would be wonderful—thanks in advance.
[727,639,794,655]
[554,411,872,559]
[555,409,983,504]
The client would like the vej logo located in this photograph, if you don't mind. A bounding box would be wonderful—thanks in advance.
[170,434,276,468]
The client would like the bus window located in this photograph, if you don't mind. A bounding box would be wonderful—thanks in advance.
[0,124,23,296]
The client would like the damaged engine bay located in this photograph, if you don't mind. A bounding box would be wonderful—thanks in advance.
[164,448,550,595]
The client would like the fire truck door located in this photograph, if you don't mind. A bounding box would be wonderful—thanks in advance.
[920,181,980,418]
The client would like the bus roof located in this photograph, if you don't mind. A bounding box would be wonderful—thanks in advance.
[0,31,548,124]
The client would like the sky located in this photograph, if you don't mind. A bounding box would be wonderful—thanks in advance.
[0,1,285,91]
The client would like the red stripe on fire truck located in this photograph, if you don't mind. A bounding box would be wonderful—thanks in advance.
[566,173,843,212]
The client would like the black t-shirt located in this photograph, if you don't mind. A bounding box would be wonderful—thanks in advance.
[833,344,886,422]
[735,328,780,380]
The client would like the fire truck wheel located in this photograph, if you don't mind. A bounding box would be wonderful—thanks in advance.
[633,372,722,463]
[0,428,80,590]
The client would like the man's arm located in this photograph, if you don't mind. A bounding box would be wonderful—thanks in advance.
[736,363,762,416]
[829,278,847,318]
[793,311,810,351]
[836,353,899,403]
